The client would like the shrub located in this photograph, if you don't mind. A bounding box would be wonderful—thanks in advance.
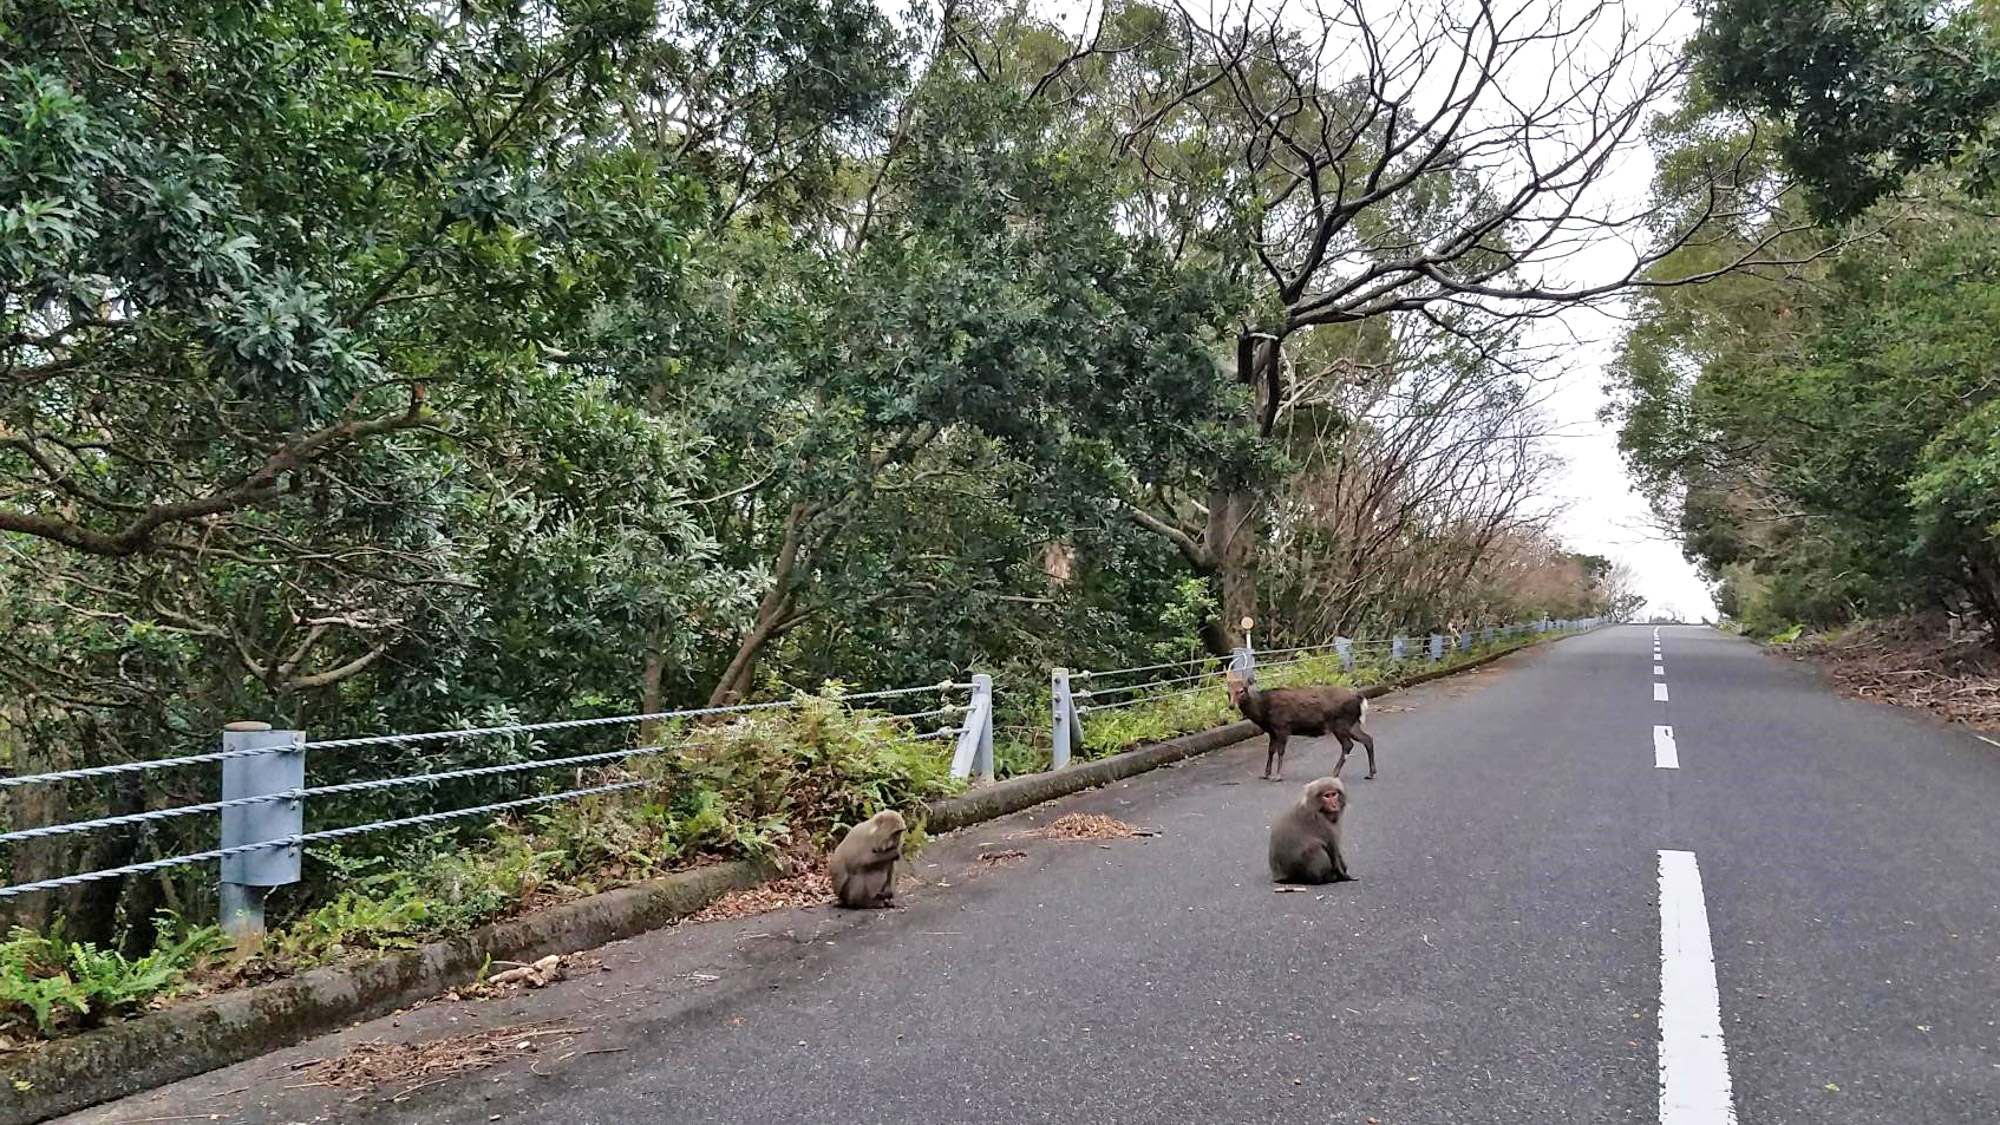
[0,920,222,1038]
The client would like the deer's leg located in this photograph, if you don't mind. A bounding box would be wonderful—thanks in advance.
[1331,728,1354,776]
[1268,731,1290,781]
[1352,724,1377,779]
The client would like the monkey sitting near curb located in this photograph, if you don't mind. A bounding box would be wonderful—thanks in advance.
[829,809,906,908]
[1267,777,1355,885]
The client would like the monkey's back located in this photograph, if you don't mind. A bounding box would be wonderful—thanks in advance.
[1267,805,1339,881]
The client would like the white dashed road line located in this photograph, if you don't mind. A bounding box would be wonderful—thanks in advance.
[1654,682,1669,702]
[1654,725,1678,769]
[1658,850,1740,1125]
[1654,664,1665,676]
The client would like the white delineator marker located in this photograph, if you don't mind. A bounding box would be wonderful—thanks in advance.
[1658,850,1740,1124]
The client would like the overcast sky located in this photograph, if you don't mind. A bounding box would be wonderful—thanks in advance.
[1510,1,1718,622]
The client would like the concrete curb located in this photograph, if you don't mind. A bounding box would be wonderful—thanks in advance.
[926,631,1567,833]
[1,859,775,1125]
[5,627,1588,1123]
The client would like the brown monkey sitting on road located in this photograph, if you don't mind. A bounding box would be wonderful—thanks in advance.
[1226,670,1376,782]
[1268,777,1355,885]
[829,810,905,909]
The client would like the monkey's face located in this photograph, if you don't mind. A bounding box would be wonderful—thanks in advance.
[1317,787,1343,818]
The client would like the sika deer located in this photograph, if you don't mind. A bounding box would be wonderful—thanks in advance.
[1225,669,1376,782]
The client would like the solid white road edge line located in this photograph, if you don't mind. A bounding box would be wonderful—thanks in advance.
[1658,850,1739,1125]
[1654,682,1670,702]
[1654,725,1678,769]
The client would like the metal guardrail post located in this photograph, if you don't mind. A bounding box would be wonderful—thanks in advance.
[1050,668,1080,770]
[1392,635,1406,662]
[218,721,304,947]
[1483,626,1495,645]
[1428,633,1443,662]
[1460,630,1472,652]
[951,675,995,781]
[1335,636,1353,670]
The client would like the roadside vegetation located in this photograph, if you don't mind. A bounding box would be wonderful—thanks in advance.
[1608,0,2000,650]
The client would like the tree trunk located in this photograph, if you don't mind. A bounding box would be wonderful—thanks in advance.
[708,592,795,707]
[638,633,668,745]
[66,770,145,947]
[1206,332,1282,654]
[706,502,815,708]
[3,785,63,934]
[119,869,166,958]
[3,719,66,934]
[1206,483,1259,653]
[1127,334,1284,657]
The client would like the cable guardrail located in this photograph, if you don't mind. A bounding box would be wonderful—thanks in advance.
[0,681,974,790]
[302,679,969,752]
[0,673,995,920]
[0,779,654,900]
[1075,668,1224,698]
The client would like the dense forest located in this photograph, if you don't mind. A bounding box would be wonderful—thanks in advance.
[1,0,1710,981]
[1609,0,2000,639]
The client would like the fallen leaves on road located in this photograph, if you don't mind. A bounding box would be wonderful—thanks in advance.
[689,871,835,922]
[293,1020,585,1097]
[977,849,1028,866]
[1025,814,1156,840]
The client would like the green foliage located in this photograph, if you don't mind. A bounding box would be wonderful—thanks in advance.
[1612,178,2000,636]
[1691,0,2000,220]
[261,879,431,966]
[0,920,222,1037]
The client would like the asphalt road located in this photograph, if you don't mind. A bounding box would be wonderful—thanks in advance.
[63,626,2000,1125]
